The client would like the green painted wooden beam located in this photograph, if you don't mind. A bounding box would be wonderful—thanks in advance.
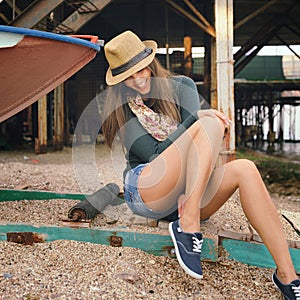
[0,189,86,202]
[0,223,299,272]
[1,189,299,272]
[221,238,300,274]
[0,223,218,261]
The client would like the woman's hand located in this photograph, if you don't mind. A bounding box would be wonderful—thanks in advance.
[212,109,231,126]
[197,109,231,126]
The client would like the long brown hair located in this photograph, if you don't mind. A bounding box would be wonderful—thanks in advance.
[102,58,181,148]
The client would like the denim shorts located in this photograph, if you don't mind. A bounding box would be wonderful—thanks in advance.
[124,163,178,220]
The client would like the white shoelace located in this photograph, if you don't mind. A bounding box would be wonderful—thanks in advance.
[192,236,203,253]
[292,284,300,299]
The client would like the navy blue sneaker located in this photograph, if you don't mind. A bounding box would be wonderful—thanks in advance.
[272,270,300,300]
[168,219,203,279]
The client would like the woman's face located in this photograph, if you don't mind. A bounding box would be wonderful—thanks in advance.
[124,67,151,95]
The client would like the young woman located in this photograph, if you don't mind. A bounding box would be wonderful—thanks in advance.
[102,30,299,299]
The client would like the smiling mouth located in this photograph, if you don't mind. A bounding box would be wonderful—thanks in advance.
[135,79,147,89]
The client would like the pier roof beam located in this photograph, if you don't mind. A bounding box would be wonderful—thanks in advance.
[53,0,112,34]
[166,0,215,38]
[8,0,64,28]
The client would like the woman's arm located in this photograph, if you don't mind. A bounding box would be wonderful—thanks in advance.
[174,75,202,121]
[124,113,199,163]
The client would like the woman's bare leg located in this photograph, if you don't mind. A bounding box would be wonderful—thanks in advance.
[138,112,297,283]
[179,114,225,232]
[138,112,225,231]
[200,159,298,284]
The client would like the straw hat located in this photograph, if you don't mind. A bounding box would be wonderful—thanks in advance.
[104,30,157,85]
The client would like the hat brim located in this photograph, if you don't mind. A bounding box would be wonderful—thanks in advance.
[105,40,157,86]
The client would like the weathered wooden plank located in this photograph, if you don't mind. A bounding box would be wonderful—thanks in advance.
[0,189,86,202]
[220,238,300,274]
[0,223,218,261]
[0,223,299,271]
[1,190,299,270]
[219,229,300,247]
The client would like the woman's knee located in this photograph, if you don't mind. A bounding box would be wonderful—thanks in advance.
[231,159,259,178]
[197,109,226,133]
[196,115,225,144]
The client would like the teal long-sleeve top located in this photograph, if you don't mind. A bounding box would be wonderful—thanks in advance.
[123,75,206,179]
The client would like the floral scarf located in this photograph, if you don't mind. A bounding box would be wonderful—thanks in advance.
[127,94,178,141]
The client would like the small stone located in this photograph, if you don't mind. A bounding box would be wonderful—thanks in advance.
[3,273,13,279]
[115,271,139,284]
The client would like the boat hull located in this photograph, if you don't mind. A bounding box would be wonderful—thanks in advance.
[0,26,101,122]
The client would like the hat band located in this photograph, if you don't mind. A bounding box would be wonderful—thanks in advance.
[111,47,153,77]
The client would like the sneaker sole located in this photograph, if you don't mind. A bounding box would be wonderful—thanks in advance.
[272,276,287,300]
[168,222,203,280]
